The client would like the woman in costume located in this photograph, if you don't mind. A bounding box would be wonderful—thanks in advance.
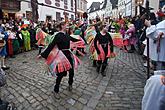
[119,24,128,52]
[125,24,136,53]
[21,27,31,51]
[94,24,114,76]
[35,28,47,54]
[38,22,80,99]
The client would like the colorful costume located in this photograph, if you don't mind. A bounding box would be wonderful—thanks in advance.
[7,32,15,56]
[94,32,114,75]
[36,28,47,46]
[70,35,86,56]
[21,30,31,51]
[41,32,80,93]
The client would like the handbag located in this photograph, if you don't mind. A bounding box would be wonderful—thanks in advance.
[0,68,6,87]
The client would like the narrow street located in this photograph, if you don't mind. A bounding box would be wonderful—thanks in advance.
[1,48,146,110]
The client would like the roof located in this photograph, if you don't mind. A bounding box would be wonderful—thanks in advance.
[88,2,103,13]
[88,0,118,13]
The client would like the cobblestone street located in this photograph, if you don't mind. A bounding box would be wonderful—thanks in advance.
[1,48,146,110]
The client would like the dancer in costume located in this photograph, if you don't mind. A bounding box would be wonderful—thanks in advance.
[126,24,136,53]
[36,28,47,54]
[38,22,80,99]
[94,24,114,76]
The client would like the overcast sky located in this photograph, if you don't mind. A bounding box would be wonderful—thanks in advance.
[87,0,104,8]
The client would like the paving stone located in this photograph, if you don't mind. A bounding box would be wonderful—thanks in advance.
[17,96,25,103]
[74,102,84,110]
[78,97,88,105]
[32,101,40,108]
[2,49,145,110]
[22,91,30,98]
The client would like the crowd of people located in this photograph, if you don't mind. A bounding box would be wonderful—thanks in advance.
[0,9,165,109]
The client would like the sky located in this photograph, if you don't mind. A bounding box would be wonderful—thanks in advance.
[87,0,104,8]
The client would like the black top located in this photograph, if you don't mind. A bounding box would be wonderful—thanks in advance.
[41,32,78,59]
[94,32,113,55]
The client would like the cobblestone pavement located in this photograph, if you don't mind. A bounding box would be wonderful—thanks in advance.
[1,48,146,110]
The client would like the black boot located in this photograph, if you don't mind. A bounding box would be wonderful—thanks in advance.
[101,64,106,77]
[93,60,97,67]
[96,65,101,73]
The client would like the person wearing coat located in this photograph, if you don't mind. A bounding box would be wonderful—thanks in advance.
[142,70,165,110]
[144,19,165,70]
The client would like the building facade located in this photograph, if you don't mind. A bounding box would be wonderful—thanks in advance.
[0,0,21,19]
[104,0,113,18]
[77,0,88,19]
[88,0,119,19]
[38,0,75,21]
[118,0,126,17]
[125,0,132,16]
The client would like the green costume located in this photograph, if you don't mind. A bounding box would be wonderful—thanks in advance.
[21,30,31,51]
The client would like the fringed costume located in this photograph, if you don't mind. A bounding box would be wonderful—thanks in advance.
[41,32,80,93]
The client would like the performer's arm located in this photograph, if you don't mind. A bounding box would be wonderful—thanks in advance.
[40,34,58,59]
[94,34,100,54]
[69,35,79,42]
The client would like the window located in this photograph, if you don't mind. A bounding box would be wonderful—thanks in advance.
[56,12,61,21]
[46,15,52,21]
[77,0,80,8]
[64,0,67,5]
[71,14,74,20]
[45,0,52,5]
[71,0,73,7]
[28,3,31,8]
[81,1,83,9]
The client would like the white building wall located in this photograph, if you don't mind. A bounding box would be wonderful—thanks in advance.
[38,0,75,21]
[125,0,132,16]
[19,1,31,14]
[104,0,113,18]
[118,0,127,17]
[143,0,159,13]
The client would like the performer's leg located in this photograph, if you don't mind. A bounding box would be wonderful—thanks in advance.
[67,56,74,91]
[97,60,102,73]
[38,45,43,54]
[101,58,108,76]
[68,68,74,86]
[93,60,97,67]
[54,72,66,93]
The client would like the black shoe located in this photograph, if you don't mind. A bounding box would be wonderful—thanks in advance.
[128,50,134,53]
[53,91,60,99]
[101,71,106,77]
[68,85,72,91]
[1,66,10,70]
